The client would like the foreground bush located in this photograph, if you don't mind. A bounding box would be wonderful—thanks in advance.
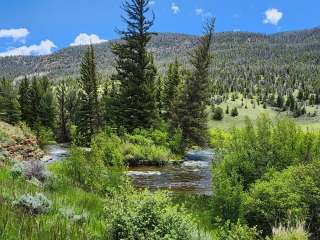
[11,160,49,182]
[12,193,51,215]
[106,191,194,240]
[216,220,260,240]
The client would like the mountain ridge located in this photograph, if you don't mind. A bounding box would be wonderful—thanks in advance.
[0,27,319,81]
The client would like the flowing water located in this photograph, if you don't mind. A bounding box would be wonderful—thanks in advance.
[46,145,214,195]
[128,150,214,195]
[44,144,70,164]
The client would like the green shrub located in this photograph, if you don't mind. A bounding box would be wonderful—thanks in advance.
[212,107,224,121]
[230,107,239,117]
[216,220,260,240]
[91,131,124,166]
[12,193,52,215]
[11,161,49,182]
[63,147,105,192]
[124,143,173,166]
[37,127,56,148]
[106,191,194,240]
[59,207,88,224]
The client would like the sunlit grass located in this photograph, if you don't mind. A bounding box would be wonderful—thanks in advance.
[208,98,320,131]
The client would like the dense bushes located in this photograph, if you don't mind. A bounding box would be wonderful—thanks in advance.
[88,129,178,167]
[106,191,193,240]
[211,115,320,238]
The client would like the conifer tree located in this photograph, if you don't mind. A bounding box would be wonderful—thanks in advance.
[18,76,32,125]
[276,94,284,109]
[163,58,181,120]
[76,45,100,146]
[111,0,158,132]
[56,79,71,142]
[38,77,55,129]
[173,18,215,147]
[0,78,21,124]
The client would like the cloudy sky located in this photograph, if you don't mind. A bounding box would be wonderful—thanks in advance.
[0,0,319,56]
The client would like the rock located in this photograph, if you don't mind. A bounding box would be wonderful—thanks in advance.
[41,155,52,163]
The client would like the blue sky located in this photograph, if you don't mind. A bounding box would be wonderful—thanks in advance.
[0,0,319,56]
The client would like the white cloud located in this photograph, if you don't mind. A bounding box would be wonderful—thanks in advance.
[195,8,204,16]
[0,28,29,41]
[70,33,107,46]
[0,40,56,57]
[171,3,180,14]
[263,8,283,25]
[195,8,212,19]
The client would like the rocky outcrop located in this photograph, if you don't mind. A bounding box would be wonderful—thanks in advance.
[0,122,45,163]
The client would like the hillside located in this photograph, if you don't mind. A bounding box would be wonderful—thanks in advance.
[0,27,319,80]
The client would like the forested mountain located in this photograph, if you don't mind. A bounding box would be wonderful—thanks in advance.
[0,27,319,81]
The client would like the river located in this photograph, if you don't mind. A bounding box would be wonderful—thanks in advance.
[44,145,214,195]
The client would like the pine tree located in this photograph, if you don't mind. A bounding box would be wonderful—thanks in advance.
[76,45,100,146]
[163,58,181,120]
[276,94,284,109]
[29,77,42,128]
[18,76,32,125]
[38,77,55,129]
[173,18,215,147]
[28,77,55,130]
[56,79,71,142]
[0,78,21,124]
[65,78,80,124]
[111,0,158,132]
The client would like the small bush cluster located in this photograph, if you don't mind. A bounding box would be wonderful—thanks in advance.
[216,220,260,240]
[60,207,88,224]
[106,191,194,240]
[12,193,52,215]
[11,160,49,182]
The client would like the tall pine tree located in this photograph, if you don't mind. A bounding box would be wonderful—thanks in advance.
[18,76,32,125]
[173,18,215,147]
[111,0,157,132]
[38,77,55,129]
[0,78,21,124]
[76,45,100,146]
[56,79,71,142]
[163,58,181,121]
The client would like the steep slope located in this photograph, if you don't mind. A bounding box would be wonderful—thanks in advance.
[0,27,319,80]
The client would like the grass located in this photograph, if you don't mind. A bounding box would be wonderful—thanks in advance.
[0,164,106,240]
[271,222,309,240]
[172,194,217,238]
[208,98,320,131]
